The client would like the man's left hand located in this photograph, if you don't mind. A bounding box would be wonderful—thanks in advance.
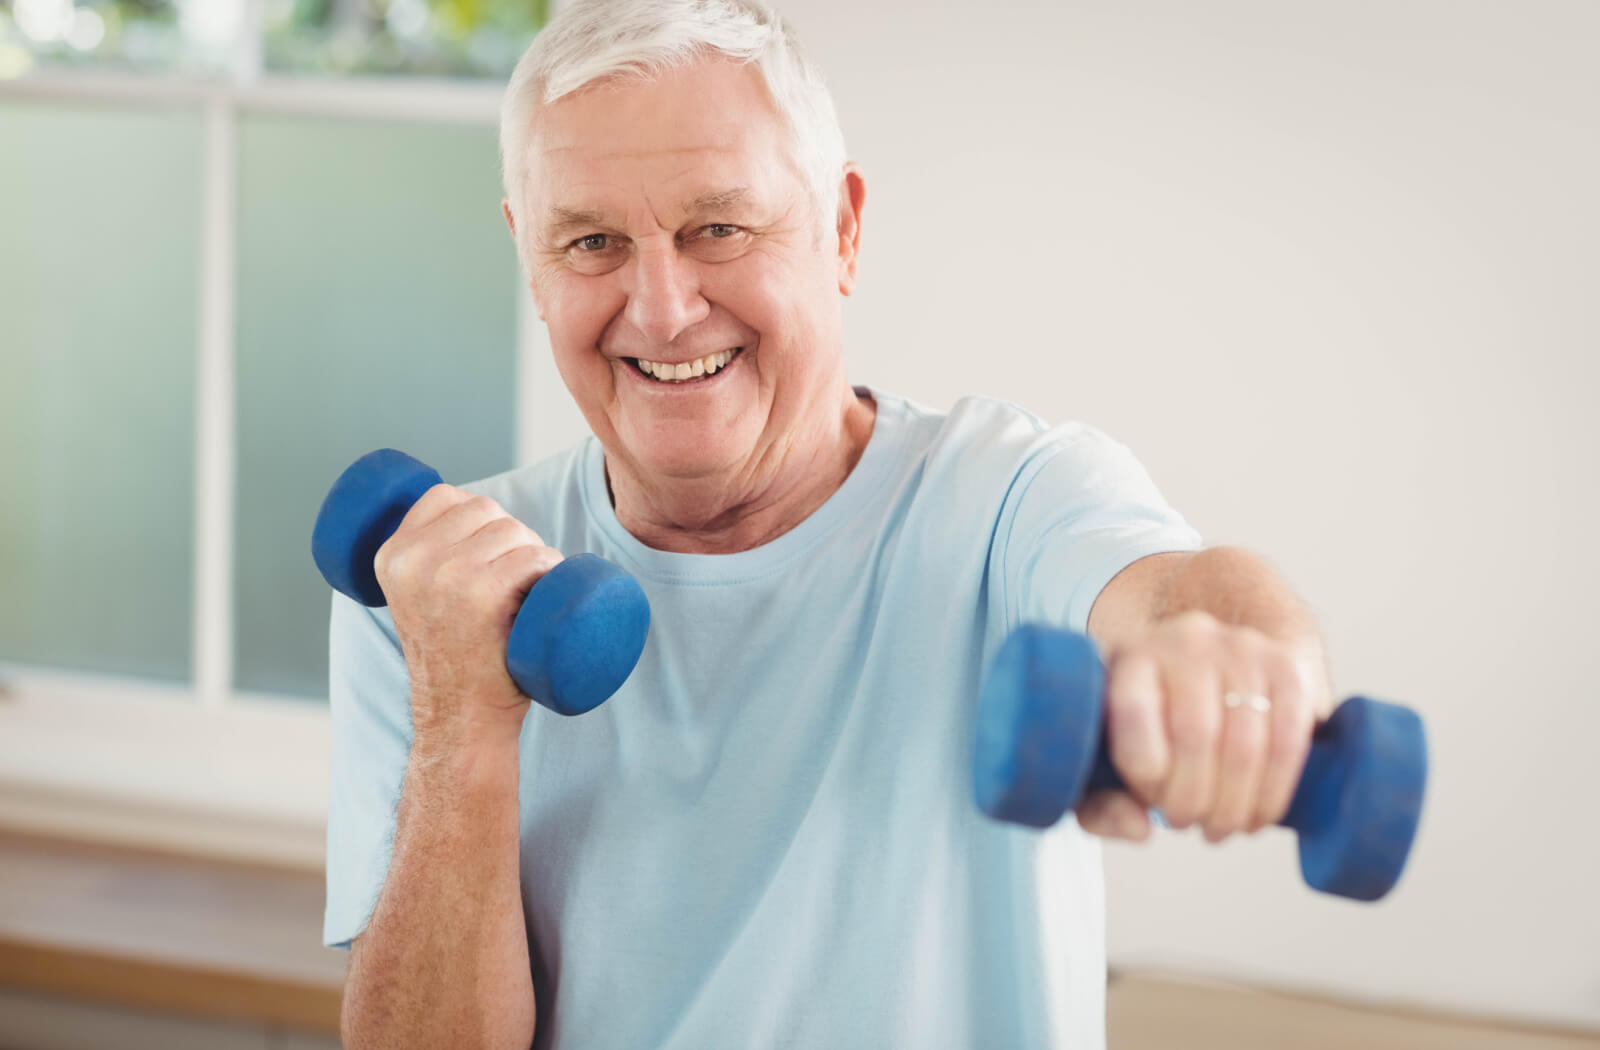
[1076,610,1334,843]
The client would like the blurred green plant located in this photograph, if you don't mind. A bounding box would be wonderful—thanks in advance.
[0,1,187,75]
[266,0,547,77]
[0,0,547,79]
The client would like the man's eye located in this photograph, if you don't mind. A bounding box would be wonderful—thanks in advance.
[703,224,739,239]
[573,234,609,252]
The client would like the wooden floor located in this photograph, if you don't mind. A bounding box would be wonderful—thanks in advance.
[1109,973,1600,1049]
[1,828,1597,1049]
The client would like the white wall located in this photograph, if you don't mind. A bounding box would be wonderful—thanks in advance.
[772,0,1597,1032]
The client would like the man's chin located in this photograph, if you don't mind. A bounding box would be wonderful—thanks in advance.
[633,451,743,483]
[616,420,754,484]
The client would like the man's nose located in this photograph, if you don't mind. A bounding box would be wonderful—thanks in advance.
[624,242,709,347]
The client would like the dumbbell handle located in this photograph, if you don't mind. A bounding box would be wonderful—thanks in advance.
[1082,691,1427,901]
[1083,698,1362,831]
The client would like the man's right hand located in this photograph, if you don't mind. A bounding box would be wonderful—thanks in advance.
[373,484,564,745]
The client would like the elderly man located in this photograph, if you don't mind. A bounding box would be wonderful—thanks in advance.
[324,1,1334,1047]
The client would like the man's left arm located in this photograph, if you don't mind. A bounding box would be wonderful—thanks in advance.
[1079,545,1337,843]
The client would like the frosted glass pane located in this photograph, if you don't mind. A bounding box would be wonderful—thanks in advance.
[234,114,517,700]
[0,100,199,682]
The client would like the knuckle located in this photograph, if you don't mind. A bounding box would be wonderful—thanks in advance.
[1171,617,1217,653]
[1268,656,1312,704]
[1103,670,1166,789]
[1260,641,1300,678]
[373,536,412,582]
[485,515,524,540]
[1172,609,1216,634]
[1169,701,1220,751]
[1288,649,1326,691]
[1107,649,1157,687]
[1110,744,1164,796]
[500,543,558,585]
[1218,624,1258,653]
[408,484,468,526]
[409,482,456,515]
[511,538,556,562]
[1104,673,1157,726]
[1220,721,1261,763]
[1106,658,1159,706]
[372,537,396,576]
[465,494,501,518]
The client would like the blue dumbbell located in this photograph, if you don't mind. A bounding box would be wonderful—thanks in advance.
[972,624,1428,901]
[311,449,650,716]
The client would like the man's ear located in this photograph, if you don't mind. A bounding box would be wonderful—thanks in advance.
[834,164,866,296]
[503,197,546,320]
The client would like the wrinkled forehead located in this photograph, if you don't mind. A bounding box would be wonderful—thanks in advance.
[518,60,805,226]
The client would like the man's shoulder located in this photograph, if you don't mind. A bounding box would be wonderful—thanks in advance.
[867,391,1112,550]
[899,391,1099,479]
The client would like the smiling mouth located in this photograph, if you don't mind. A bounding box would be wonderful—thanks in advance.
[629,347,743,383]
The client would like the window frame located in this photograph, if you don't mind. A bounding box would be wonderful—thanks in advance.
[0,50,584,868]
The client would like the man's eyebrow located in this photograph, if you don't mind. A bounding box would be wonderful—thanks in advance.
[685,187,754,212]
[542,206,610,240]
[540,188,757,240]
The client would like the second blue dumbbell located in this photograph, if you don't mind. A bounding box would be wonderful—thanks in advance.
[972,624,1428,901]
[311,449,651,716]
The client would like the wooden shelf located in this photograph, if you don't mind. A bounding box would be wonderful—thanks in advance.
[0,830,344,1036]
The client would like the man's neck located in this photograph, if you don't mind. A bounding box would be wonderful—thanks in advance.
[606,387,877,555]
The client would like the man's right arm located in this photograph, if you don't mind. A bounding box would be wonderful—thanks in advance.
[338,483,567,1050]
[341,725,536,1050]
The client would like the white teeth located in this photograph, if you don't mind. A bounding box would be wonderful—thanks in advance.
[635,348,740,382]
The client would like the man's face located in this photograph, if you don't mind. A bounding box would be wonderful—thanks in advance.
[512,57,856,488]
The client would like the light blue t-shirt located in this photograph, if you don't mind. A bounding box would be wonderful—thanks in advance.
[325,387,1203,1049]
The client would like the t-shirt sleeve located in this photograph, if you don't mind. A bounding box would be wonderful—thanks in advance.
[993,424,1204,636]
[323,591,413,950]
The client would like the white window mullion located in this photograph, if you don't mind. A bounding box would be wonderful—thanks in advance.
[514,274,588,471]
[235,0,267,83]
[192,94,237,710]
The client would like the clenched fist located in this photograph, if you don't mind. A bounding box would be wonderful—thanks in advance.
[374,484,564,745]
[1077,610,1334,843]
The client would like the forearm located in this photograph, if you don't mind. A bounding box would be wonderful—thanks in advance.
[341,726,535,1050]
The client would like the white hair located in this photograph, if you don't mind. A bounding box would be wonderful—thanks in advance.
[498,0,849,270]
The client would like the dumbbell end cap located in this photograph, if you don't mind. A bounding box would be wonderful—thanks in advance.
[312,450,442,607]
[507,554,651,716]
[1298,697,1429,902]
[973,624,1104,829]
